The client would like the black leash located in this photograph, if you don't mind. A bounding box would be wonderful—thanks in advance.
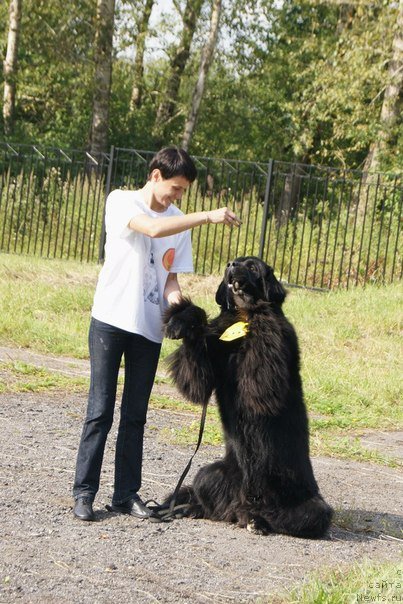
[145,398,209,522]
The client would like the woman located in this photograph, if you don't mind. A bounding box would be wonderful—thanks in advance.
[73,146,241,521]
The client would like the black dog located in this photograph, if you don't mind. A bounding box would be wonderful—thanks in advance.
[163,256,333,538]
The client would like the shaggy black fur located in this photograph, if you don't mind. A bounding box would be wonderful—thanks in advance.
[163,256,333,538]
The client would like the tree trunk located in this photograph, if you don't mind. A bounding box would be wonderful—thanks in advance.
[89,0,116,156]
[153,0,203,143]
[3,0,23,137]
[363,0,403,175]
[182,0,221,150]
[130,0,154,110]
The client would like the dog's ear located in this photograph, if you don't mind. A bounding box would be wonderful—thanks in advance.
[215,280,228,308]
[263,267,287,306]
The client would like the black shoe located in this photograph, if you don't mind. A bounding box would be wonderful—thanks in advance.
[74,497,95,521]
[108,496,153,519]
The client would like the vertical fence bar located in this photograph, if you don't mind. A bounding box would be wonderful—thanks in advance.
[355,183,370,286]
[53,159,69,258]
[390,186,402,283]
[286,171,304,285]
[19,156,33,253]
[374,185,388,283]
[363,174,381,284]
[328,177,346,289]
[258,159,274,260]
[87,158,104,262]
[46,152,60,257]
[202,161,214,274]
[98,145,115,263]
[295,168,311,285]
[312,171,329,288]
[215,161,227,273]
[278,170,295,282]
[382,176,397,284]
[302,171,317,287]
[252,173,265,256]
[231,166,242,259]
[39,149,51,256]
[346,176,362,289]
[337,179,353,288]
[191,178,202,273]
[60,160,74,259]
[7,157,19,252]
[320,179,336,289]
[26,156,39,255]
[242,168,255,256]
[13,152,27,253]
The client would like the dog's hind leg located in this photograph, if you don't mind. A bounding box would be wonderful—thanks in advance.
[246,517,272,536]
[192,458,242,523]
[264,495,333,539]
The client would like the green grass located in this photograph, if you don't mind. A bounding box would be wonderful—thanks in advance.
[268,560,403,604]
[0,360,89,393]
[0,253,218,359]
[0,253,97,357]
[0,252,402,465]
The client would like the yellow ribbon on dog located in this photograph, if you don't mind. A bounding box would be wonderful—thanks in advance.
[219,321,249,341]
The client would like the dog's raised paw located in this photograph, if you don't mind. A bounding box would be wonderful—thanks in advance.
[165,304,207,340]
[165,315,188,339]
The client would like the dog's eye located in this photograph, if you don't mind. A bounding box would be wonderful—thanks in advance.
[249,265,257,272]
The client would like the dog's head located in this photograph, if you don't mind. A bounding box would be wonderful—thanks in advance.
[215,256,286,310]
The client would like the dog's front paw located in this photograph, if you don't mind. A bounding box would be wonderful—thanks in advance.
[164,297,207,340]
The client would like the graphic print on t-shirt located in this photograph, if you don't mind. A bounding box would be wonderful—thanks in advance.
[143,251,159,305]
[162,248,175,271]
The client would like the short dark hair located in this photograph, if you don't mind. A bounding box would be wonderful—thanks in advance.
[148,146,197,183]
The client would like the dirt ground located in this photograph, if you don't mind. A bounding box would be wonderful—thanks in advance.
[0,346,402,604]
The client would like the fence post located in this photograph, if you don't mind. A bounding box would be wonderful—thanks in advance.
[98,144,115,263]
[258,159,274,260]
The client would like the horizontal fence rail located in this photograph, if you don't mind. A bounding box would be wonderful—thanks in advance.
[0,142,401,289]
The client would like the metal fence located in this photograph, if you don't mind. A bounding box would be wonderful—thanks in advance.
[0,143,109,263]
[0,142,401,289]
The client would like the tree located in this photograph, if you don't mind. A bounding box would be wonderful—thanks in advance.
[152,0,204,143]
[3,0,23,136]
[363,0,403,173]
[130,0,154,110]
[0,0,401,168]
[89,0,116,155]
[13,0,95,148]
[259,0,399,169]
[181,0,221,150]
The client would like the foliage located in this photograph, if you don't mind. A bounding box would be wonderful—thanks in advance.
[0,0,95,147]
[0,1,402,170]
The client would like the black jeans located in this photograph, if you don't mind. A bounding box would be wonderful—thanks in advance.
[73,318,161,504]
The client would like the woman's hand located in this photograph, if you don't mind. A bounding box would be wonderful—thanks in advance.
[206,207,242,227]
[164,273,182,305]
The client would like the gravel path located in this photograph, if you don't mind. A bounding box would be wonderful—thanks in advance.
[0,348,402,603]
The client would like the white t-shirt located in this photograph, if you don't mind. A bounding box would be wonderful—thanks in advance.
[92,189,194,343]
